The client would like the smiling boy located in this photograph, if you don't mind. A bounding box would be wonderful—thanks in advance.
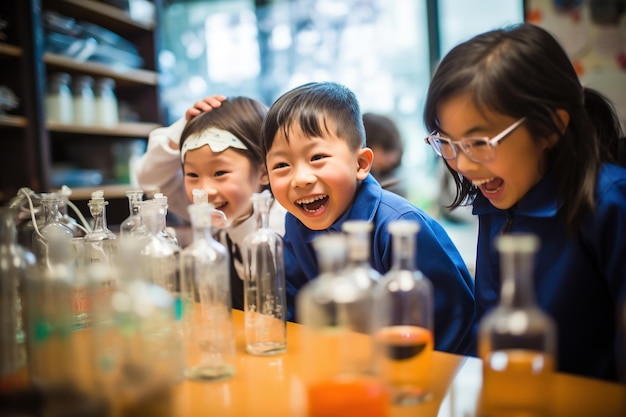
[261,81,477,355]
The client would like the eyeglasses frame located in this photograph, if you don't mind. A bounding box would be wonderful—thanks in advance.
[424,117,526,163]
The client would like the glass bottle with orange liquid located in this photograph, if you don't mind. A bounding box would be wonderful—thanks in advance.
[372,220,434,406]
[477,233,557,417]
[297,233,390,417]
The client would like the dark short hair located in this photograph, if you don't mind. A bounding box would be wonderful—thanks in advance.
[261,81,365,159]
[363,112,402,153]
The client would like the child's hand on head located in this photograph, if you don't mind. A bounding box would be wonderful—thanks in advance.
[185,95,227,120]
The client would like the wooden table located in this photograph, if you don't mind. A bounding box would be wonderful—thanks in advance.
[170,309,626,417]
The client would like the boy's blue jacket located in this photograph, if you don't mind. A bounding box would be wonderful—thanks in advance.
[283,174,477,356]
[473,163,626,381]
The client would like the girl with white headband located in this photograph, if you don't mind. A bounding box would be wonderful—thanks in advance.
[136,96,286,311]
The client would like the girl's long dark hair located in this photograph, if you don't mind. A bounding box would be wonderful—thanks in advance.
[424,23,623,233]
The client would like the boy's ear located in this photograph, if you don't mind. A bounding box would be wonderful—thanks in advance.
[259,167,270,186]
[356,147,374,181]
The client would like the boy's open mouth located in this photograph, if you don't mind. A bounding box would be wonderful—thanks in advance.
[295,195,328,213]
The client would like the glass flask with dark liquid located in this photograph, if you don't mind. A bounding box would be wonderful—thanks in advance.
[372,220,434,406]
[477,233,557,417]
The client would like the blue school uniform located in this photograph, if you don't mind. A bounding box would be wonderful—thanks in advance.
[284,174,477,355]
[473,163,626,381]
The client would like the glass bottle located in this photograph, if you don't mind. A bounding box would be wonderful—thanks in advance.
[120,189,146,237]
[372,220,434,406]
[25,208,106,416]
[83,190,117,270]
[0,207,36,395]
[45,72,73,124]
[179,202,235,381]
[81,190,118,328]
[341,220,380,334]
[477,233,557,417]
[58,185,82,237]
[32,192,74,268]
[94,77,119,127]
[192,188,228,228]
[139,199,180,296]
[242,190,287,355]
[72,75,95,126]
[153,193,179,247]
[298,233,389,417]
[90,234,178,416]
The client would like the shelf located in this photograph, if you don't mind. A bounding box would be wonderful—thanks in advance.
[0,114,27,128]
[44,53,159,85]
[47,121,161,137]
[44,0,155,32]
[0,43,22,57]
[61,183,137,200]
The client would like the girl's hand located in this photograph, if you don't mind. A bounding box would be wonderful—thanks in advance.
[185,95,227,120]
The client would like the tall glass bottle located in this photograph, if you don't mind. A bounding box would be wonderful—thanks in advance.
[90,234,179,416]
[477,233,557,417]
[298,233,389,417]
[83,190,117,284]
[242,190,287,355]
[26,208,107,416]
[372,220,434,406]
[120,189,145,237]
[0,207,36,396]
[139,199,180,294]
[179,202,235,381]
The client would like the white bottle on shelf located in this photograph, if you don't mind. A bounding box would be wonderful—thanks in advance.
[72,75,95,126]
[45,72,74,124]
[95,77,119,127]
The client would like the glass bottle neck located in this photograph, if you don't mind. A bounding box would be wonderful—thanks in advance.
[91,205,108,232]
[391,233,415,271]
[499,251,537,308]
[43,200,62,226]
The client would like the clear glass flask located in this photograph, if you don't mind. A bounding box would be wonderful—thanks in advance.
[242,190,287,355]
[298,233,389,417]
[32,192,74,268]
[120,189,146,237]
[138,199,180,299]
[58,185,82,237]
[26,211,107,416]
[153,193,179,247]
[342,220,379,334]
[0,207,36,395]
[372,220,434,406]
[83,190,117,289]
[179,202,235,381]
[477,233,557,417]
[91,234,179,416]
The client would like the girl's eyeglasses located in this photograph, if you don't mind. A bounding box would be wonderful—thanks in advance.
[424,118,526,163]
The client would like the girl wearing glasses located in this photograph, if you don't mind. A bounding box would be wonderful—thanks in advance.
[424,23,626,382]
